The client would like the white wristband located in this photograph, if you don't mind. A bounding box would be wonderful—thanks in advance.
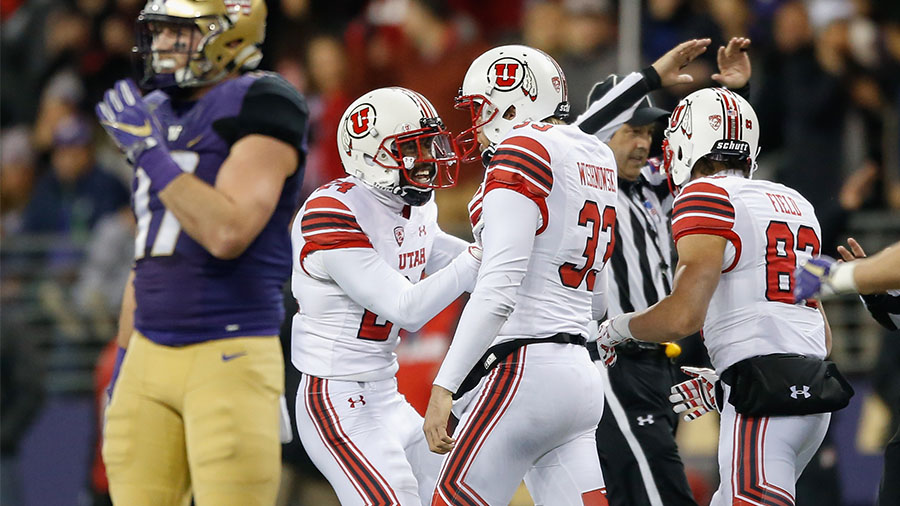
[829,262,858,294]
[610,313,636,341]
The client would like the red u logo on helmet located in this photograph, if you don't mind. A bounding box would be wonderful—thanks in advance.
[350,108,370,135]
[494,63,519,87]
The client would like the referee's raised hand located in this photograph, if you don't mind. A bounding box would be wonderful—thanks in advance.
[651,38,712,87]
[712,37,752,89]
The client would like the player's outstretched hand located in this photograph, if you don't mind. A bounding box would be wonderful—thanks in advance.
[669,366,719,421]
[837,237,867,262]
[652,38,712,87]
[96,79,166,164]
[424,385,456,454]
[711,37,752,89]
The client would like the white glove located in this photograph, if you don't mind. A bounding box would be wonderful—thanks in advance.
[669,366,718,422]
[279,394,293,443]
[596,314,634,367]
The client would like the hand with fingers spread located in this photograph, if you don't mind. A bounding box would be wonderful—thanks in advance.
[669,366,718,421]
[837,237,867,262]
[596,314,635,367]
[97,79,184,191]
[835,238,900,330]
[652,38,713,87]
[423,385,456,454]
[711,37,752,89]
[96,79,166,164]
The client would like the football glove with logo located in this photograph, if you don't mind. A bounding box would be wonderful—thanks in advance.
[793,256,858,302]
[96,79,183,192]
[96,79,165,163]
[596,313,635,367]
[669,366,719,421]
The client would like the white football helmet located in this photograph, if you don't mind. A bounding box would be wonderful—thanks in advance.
[338,87,460,206]
[663,87,760,187]
[455,45,569,162]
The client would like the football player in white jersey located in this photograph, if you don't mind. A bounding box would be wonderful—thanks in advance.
[416,40,699,504]
[290,87,482,505]
[597,89,854,506]
[421,41,712,506]
[419,44,615,506]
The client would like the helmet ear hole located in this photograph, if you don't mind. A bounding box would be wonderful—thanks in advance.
[677,146,683,160]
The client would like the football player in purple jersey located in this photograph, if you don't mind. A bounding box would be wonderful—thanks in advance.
[95,0,307,504]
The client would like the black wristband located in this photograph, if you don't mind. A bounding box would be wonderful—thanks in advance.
[641,66,662,91]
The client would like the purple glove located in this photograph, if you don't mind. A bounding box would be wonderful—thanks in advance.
[794,255,859,302]
[96,79,165,164]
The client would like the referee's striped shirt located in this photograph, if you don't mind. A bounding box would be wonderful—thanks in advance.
[571,67,675,317]
[607,172,676,317]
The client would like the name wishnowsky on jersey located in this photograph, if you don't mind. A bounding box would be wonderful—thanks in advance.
[577,161,617,192]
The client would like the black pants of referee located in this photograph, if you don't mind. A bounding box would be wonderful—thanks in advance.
[592,344,698,506]
[879,425,900,506]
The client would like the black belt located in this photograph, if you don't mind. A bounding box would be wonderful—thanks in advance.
[587,340,665,362]
[454,333,586,400]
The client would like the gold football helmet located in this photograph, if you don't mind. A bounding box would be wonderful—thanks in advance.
[134,0,267,89]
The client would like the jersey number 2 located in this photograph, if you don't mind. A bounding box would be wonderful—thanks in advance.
[357,310,393,341]
[765,221,820,304]
[558,202,615,291]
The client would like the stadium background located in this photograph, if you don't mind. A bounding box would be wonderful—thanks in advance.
[1,0,898,504]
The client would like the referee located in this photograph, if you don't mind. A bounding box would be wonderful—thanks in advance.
[582,74,697,506]
[574,37,752,506]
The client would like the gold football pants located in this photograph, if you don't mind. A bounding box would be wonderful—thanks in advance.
[103,331,284,506]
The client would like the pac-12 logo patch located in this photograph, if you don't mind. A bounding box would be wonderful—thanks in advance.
[708,114,722,131]
[394,226,405,246]
[347,103,375,138]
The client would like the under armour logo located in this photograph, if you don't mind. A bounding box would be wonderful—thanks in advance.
[636,414,654,426]
[419,225,427,236]
[348,395,366,408]
[790,385,811,399]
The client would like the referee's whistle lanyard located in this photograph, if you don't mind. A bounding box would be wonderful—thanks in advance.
[627,183,673,286]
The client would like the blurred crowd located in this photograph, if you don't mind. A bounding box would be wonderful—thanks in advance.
[3,0,900,242]
[1,0,899,504]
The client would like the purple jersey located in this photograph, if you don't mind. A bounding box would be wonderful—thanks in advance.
[132,72,307,345]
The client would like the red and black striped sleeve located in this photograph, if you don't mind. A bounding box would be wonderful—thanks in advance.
[299,196,372,265]
[467,183,484,229]
[485,135,553,233]
[672,181,742,271]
